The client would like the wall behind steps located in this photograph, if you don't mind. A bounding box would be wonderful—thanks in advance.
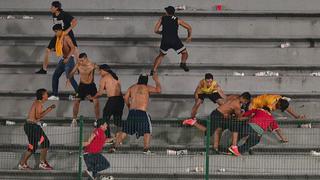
[1,0,320,11]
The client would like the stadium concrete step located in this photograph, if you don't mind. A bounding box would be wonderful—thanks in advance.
[1,42,320,65]
[2,15,320,37]
[0,96,312,119]
[0,124,317,150]
[0,151,319,178]
[1,0,320,11]
[1,74,320,95]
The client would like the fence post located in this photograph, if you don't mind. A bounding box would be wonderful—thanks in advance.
[78,116,84,180]
[205,117,211,180]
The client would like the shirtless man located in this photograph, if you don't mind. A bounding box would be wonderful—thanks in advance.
[69,53,99,126]
[113,73,161,154]
[183,92,251,155]
[19,89,56,170]
[190,73,226,119]
[48,24,78,100]
[92,64,124,138]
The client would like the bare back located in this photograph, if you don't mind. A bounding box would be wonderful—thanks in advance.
[127,85,150,111]
[78,61,95,84]
[217,98,242,119]
[101,75,122,97]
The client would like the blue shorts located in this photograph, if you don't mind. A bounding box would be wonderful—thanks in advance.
[122,109,152,138]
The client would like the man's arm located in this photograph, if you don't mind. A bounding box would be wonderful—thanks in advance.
[92,78,106,99]
[82,132,96,147]
[148,74,161,93]
[194,81,202,99]
[68,62,79,78]
[216,85,227,99]
[286,106,305,119]
[274,128,288,143]
[124,87,131,109]
[64,16,77,34]
[35,103,55,120]
[178,19,192,42]
[154,17,162,34]
[233,101,244,120]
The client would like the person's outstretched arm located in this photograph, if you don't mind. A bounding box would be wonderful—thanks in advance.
[178,19,192,43]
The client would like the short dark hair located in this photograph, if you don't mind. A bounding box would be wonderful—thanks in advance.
[137,74,148,85]
[99,64,111,71]
[96,119,106,128]
[51,1,62,10]
[79,53,87,59]
[36,88,47,100]
[278,99,289,112]
[205,73,213,80]
[240,92,251,101]
[52,24,63,31]
[262,106,271,112]
[165,6,175,15]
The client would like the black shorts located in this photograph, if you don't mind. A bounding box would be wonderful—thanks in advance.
[47,30,78,49]
[209,109,242,135]
[198,92,222,103]
[24,122,50,153]
[76,82,97,100]
[103,96,125,127]
[160,38,186,54]
[122,109,152,139]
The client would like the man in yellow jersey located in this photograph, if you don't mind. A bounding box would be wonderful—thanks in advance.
[190,73,226,119]
[249,94,305,119]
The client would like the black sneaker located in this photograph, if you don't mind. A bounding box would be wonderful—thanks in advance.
[179,63,189,72]
[210,149,220,155]
[248,149,254,155]
[35,68,47,74]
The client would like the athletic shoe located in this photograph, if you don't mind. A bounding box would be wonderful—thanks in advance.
[93,120,98,127]
[71,119,77,127]
[35,68,47,74]
[108,147,117,153]
[18,163,32,170]
[100,176,114,180]
[310,150,320,156]
[248,149,254,155]
[179,63,189,72]
[210,149,220,155]
[39,161,53,170]
[48,96,59,101]
[228,145,241,156]
[183,118,197,126]
[5,120,16,126]
[143,149,152,155]
[85,169,95,180]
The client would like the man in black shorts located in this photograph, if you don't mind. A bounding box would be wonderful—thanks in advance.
[36,1,78,74]
[92,64,124,138]
[150,6,192,75]
[69,53,99,126]
[19,89,56,170]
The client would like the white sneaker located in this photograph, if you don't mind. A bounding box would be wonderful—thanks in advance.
[18,163,32,170]
[310,150,320,156]
[5,120,16,126]
[48,96,59,101]
[85,169,95,180]
[71,119,77,127]
[100,176,114,180]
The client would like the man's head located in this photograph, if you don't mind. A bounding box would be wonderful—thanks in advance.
[52,24,63,37]
[78,53,88,64]
[165,6,175,15]
[137,74,148,85]
[36,88,48,101]
[204,73,214,86]
[99,64,111,76]
[50,1,62,14]
[239,92,251,104]
[276,98,289,112]
[262,106,271,112]
[96,119,108,131]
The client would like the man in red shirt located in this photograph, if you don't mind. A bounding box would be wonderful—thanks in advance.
[236,107,288,154]
[83,119,112,180]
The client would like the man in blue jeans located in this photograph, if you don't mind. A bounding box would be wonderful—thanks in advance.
[83,119,112,180]
[48,24,78,100]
